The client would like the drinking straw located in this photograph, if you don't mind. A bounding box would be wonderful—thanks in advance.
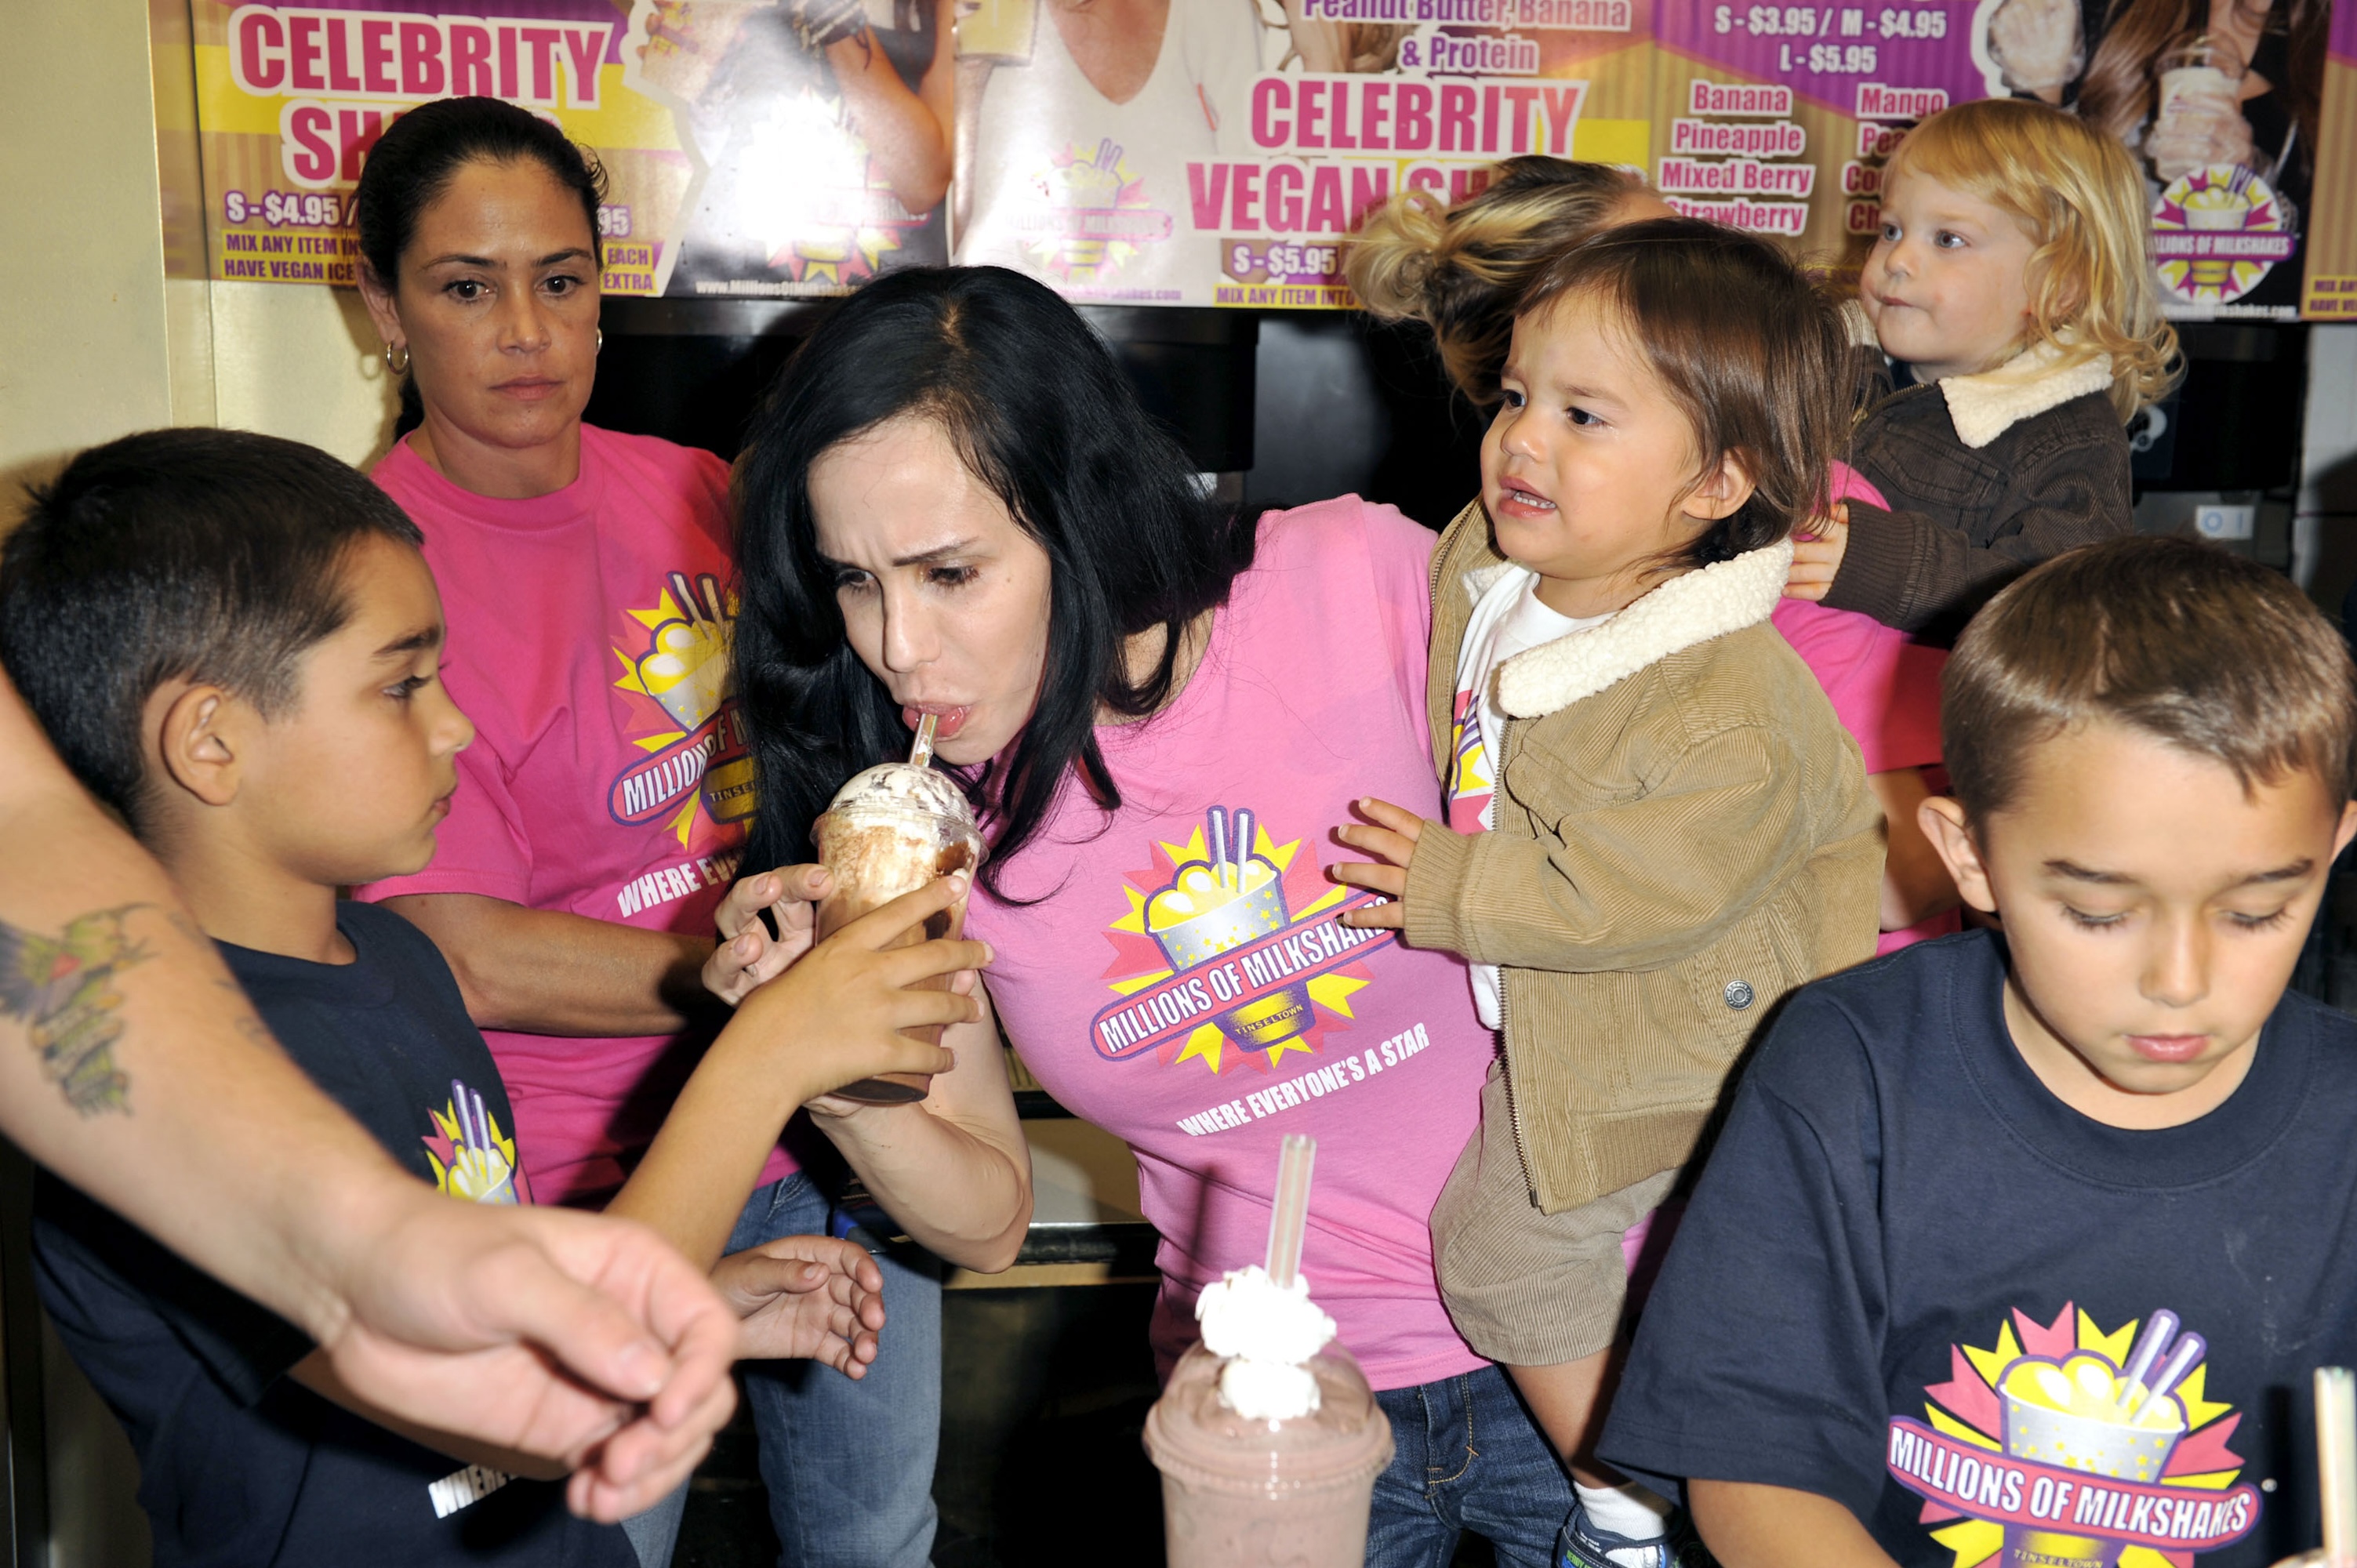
[1233,809,1256,882]
[2321,1367,2357,1566]
[1208,807,1230,889]
[1265,1134,1317,1289]
[910,710,940,770]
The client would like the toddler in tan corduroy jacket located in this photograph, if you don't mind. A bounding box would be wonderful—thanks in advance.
[1332,218,1883,1563]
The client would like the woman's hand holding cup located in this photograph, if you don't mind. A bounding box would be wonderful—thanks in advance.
[704,864,832,1006]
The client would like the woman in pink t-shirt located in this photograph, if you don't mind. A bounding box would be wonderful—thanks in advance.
[725,266,1576,1566]
[346,98,1025,1568]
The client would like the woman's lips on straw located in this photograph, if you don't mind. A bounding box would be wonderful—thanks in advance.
[2126,1033,2209,1064]
[902,704,971,741]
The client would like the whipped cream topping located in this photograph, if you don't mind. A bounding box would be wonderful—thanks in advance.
[1195,1264,1338,1421]
[826,762,974,825]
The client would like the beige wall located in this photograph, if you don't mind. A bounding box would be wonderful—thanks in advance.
[208,281,402,466]
[2,0,394,500]
[0,2,176,488]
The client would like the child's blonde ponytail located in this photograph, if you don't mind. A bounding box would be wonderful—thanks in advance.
[1346,158,1647,404]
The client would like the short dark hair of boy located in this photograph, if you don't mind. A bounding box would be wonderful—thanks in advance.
[0,428,423,829]
[1515,216,1850,569]
[1944,535,2357,820]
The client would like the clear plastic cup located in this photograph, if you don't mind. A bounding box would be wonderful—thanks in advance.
[812,764,986,1105]
[1145,1342,1395,1567]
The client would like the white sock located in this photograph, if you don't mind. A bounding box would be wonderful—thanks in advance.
[1575,1479,1674,1566]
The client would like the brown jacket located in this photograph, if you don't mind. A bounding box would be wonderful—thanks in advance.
[1829,341,2132,642]
[1404,503,1883,1214]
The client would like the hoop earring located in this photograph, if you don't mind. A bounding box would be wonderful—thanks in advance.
[383,342,410,376]
[595,328,604,354]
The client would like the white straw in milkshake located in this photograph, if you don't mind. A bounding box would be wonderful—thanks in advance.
[1266,1134,1316,1288]
[2322,1367,2357,1566]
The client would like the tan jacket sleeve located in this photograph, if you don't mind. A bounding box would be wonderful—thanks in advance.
[1401,720,1810,973]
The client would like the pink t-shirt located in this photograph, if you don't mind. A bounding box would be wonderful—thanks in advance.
[359,426,791,1209]
[967,499,1494,1392]
[1787,463,1956,953]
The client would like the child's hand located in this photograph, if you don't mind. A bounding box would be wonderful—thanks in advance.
[1332,797,1448,931]
[726,874,988,1105]
[703,864,830,1006]
[712,1235,886,1374]
[1785,502,1849,601]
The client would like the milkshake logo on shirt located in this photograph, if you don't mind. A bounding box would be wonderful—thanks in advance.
[607,571,758,846]
[1885,1301,2260,1566]
[1091,804,1393,1075]
[1020,140,1175,283]
[423,1079,528,1206]
[1446,688,1494,834]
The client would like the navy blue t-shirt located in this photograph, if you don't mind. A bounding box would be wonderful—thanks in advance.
[33,901,635,1568]
[1602,930,2357,1568]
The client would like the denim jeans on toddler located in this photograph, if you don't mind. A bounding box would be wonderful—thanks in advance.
[619,1172,943,1568]
[1367,1363,1576,1568]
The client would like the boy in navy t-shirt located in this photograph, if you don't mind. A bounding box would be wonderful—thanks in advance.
[0,430,980,1566]
[1600,537,2357,1568]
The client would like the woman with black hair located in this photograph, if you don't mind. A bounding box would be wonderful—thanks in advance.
[726,265,1576,1563]
[347,97,1022,1568]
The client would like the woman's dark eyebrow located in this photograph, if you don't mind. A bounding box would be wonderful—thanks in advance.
[891,539,978,568]
[811,539,976,572]
[418,247,594,269]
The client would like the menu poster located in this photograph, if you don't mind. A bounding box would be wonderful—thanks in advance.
[1648,2,1979,268]
[623,0,953,296]
[2301,0,2357,318]
[186,0,2348,317]
[953,0,2339,318]
[950,0,1659,307]
[198,3,686,294]
[191,0,952,299]
[1651,0,2319,320]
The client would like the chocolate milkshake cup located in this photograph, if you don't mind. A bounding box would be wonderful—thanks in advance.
[812,760,984,1105]
[1146,1341,1393,1566]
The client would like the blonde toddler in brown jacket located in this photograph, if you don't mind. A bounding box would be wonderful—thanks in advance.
[1334,220,1884,1568]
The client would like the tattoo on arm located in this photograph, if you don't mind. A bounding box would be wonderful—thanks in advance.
[0,904,154,1116]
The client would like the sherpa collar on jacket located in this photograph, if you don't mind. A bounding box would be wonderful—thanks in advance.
[1938,339,2115,451]
[1478,539,1793,721]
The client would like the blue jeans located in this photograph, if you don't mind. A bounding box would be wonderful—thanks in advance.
[732,1171,943,1568]
[1367,1364,1574,1568]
